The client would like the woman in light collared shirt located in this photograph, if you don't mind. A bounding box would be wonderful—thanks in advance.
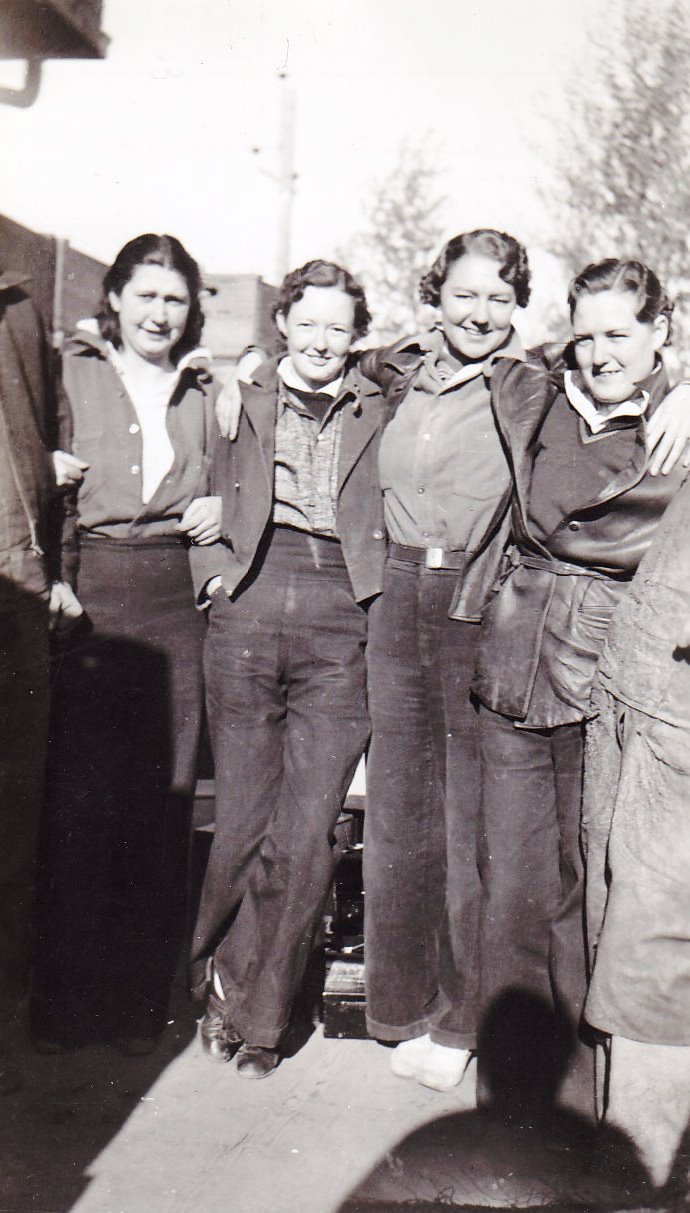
[33,234,221,1055]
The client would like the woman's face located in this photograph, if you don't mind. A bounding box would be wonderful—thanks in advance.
[109,263,191,365]
[572,289,668,405]
[277,285,356,389]
[439,252,517,362]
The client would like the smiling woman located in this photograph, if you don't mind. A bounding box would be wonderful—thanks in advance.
[188,259,386,1080]
[569,259,672,407]
[451,256,688,1116]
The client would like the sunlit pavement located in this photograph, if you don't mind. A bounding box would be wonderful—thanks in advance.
[0,989,680,1213]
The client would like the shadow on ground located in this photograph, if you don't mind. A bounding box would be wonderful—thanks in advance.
[339,991,690,1212]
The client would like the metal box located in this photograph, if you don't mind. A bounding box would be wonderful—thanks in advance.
[323,960,367,1039]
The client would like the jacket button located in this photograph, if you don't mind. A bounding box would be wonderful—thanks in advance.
[372,529,384,540]
[234,482,240,490]
[568,520,580,531]
[131,464,140,475]
[129,422,140,435]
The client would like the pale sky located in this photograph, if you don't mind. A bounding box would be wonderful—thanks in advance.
[0,0,595,289]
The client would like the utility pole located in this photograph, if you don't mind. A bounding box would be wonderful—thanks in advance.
[253,72,297,284]
[275,72,296,283]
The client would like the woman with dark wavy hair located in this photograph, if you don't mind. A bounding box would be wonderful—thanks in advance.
[452,257,687,1113]
[33,233,221,1054]
[358,229,533,1091]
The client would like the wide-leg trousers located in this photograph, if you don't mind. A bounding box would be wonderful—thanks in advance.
[363,555,481,1049]
[191,529,370,1048]
[477,705,592,1112]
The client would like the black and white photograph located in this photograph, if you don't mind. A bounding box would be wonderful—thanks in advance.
[1,1,689,1210]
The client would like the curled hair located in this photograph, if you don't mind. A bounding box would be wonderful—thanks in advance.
[273,259,371,339]
[97,233,205,361]
[568,258,673,344]
[419,229,531,309]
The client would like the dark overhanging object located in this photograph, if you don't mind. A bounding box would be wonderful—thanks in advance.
[0,0,108,60]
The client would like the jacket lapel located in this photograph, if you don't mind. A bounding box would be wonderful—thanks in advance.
[491,357,558,542]
[240,377,277,483]
[337,371,382,494]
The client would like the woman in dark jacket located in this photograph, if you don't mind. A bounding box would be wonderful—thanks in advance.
[454,258,686,1111]
[189,259,386,1079]
[33,234,221,1053]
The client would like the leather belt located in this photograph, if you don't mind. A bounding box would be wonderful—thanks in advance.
[388,542,468,570]
[510,547,633,582]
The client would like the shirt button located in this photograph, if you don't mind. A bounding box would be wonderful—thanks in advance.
[568,520,580,531]
[417,487,425,495]
[422,433,431,442]
[372,529,384,540]
[131,464,140,475]
[129,422,140,435]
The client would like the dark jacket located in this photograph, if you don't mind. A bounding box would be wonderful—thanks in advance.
[190,358,387,604]
[0,272,60,597]
[452,354,685,725]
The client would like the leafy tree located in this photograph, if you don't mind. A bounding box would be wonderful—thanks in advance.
[340,140,446,344]
[542,0,690,370]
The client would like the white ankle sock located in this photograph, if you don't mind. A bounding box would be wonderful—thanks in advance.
[390,1034,433,1077]
[416,1042,472,1092]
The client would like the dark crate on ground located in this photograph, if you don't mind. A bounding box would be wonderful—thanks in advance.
[323,960,367,1039]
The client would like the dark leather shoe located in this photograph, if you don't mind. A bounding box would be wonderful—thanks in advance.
[235,1043,280,1080]
[199,990,242,1062]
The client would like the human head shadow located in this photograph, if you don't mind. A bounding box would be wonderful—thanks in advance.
[339,990,654,1211]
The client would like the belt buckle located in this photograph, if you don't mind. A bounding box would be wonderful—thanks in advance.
[425,547,444,569]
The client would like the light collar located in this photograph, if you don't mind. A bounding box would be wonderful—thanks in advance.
[564,371,650,434]
[278,356,343,398]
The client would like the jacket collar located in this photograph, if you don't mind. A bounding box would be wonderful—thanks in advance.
[377,325,525,381]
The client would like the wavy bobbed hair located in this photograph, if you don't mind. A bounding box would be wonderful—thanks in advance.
[273,259,371,339]
[419,229,531,309]
[567,258,673,344]
[97,233,205,361]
